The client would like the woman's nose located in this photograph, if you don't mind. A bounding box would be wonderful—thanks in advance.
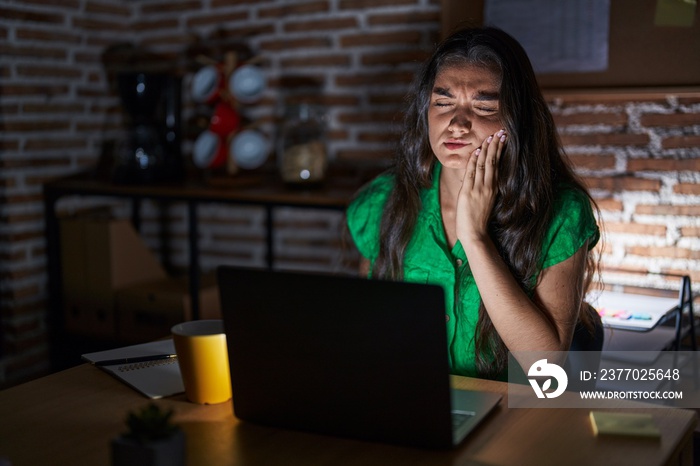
[448,109,472,132]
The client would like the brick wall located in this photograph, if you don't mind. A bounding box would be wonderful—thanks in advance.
[549,92,700,296]
[1,0,699,385]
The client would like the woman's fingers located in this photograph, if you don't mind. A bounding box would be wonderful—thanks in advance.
[472,129,505,190]
[483,129,505,189]
[463,146,480,191]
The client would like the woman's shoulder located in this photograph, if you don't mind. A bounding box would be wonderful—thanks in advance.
[553,183,594,214]
[542,182,600,263]
[346,170,396,260]
[348,170,395,213]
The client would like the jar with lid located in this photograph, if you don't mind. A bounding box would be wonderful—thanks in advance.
[277,103,327,185]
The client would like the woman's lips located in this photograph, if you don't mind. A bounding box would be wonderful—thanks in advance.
[444,140,468,151]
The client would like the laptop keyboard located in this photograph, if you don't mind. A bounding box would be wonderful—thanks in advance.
[451,410,476,428]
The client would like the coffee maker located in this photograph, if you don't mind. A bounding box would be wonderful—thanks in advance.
[112,71,183,184]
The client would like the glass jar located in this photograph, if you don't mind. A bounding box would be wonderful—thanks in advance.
[277,103,327,185]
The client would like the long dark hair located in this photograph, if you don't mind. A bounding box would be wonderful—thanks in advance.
[373,27,600,378]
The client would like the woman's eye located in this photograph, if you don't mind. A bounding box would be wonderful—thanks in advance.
[434,101,451,107]
[476,106,497,113]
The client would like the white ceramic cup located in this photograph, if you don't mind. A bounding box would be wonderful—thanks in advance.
[193,130,226,169]
[230,129,270,169]
[191,65,224,104]
[228,65,266,103]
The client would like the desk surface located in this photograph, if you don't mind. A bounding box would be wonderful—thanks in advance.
[0,364,695,466]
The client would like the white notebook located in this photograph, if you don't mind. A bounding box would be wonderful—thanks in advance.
[82,339,184,399]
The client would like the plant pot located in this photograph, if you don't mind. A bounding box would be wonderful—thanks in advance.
[111,429,185,466]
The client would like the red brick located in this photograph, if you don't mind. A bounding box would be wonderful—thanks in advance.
[143,33,202,49]
[72,17,127,31]
[674,183,700,195]
[661,269,700,285]
[211,0,260,6]
[186,11,248,28]
[21,0,80,8]
[583,176,661,192]
[362,50,431,66]
[368,92,406,105]
[627,246,700,260]
[24,139,88,151]
[661,135,700,149]
[553,112,627,127]
[74,51,101,64]
[603,222,666,236]
[284,18,357,33]
[336,148,393,162]
[215,23,276,39]
[680,226,700,236]
[560,133,650,147]
[640,112,700,128]
[0,44,66,60]
[567,153,616,170]
[0,157,69,169]
[0,7,63,24]
[85,1,129,16]
[368,11,441,26]
[595,198,623,212]
[23,103,85,114]
[131,18,179,31]
[635,204,700,216]
[335,70,415,87]
[0,84,70,98]
[357,131,398,143]
[258,0,329,18]
[0,140,20,151]
[141,0,201,14]
[280,54,352,68]
[16,27,81,44]
[337,110,401,124]
[16,65,82,79]
[628,157,700,172]
[340,30,421,47]
[0,120,71,132]
[260,37,331,52]
[544,91,669,105]
[340,0,416,9]
[678,95,700,105]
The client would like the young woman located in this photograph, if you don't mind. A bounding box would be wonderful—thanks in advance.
[346,27,601,379]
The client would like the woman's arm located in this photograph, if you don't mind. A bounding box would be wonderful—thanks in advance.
[463,235,587,353]
[456,132,586,357]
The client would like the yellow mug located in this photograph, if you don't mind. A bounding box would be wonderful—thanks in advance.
[172,320,232,404]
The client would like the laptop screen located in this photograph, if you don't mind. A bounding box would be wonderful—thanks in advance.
[218,266,459,448]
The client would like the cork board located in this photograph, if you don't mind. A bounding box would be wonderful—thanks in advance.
[441,0,700,89]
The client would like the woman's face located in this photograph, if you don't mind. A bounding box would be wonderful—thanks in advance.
[428,63,503,171]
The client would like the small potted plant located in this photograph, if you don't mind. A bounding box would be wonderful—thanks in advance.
[111,403,185,466]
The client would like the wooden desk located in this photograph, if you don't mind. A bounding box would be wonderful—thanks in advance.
[0,364,695,466]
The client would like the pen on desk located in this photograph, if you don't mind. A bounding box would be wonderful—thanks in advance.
[94,354,177,367]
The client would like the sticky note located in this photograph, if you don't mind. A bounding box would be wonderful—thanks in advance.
[590,411,661,438]
[654,0,697,27]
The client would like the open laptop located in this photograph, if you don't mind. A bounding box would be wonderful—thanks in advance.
[217,266,502,449]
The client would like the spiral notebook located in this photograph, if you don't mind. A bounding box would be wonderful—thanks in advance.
[82,339,184,399]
